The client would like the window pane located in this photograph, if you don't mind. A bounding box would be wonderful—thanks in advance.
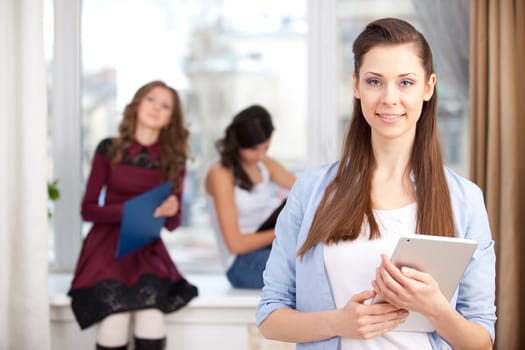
[81,0,308,273]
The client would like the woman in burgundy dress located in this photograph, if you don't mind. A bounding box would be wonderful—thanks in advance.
[68,80,198,350]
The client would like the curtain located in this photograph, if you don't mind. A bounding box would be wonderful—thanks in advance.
[0,0,50,349]
[470,0,525,349]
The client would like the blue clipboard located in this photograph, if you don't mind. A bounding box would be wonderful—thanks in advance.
[116,181,173,259]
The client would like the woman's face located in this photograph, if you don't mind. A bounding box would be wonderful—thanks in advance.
[239,139,271,164]
[136,86,174,131]
[353,43,436,144]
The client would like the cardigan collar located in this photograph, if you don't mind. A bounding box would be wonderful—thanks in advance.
[128,139,161,160]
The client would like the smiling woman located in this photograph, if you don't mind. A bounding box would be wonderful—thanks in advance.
[256,17,495,350]
[353,43,436,144]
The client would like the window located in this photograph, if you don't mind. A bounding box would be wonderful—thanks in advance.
[49,0,310,273]
[48,0,470,273]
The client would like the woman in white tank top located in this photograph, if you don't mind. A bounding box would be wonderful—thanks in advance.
[205,105,295,288]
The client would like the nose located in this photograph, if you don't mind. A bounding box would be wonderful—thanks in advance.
[382,83,400,105]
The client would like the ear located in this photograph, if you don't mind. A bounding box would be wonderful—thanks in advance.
[423,73,437,101]
[352,72,360,99]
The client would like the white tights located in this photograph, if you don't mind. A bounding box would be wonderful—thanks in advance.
[97,309,166,347]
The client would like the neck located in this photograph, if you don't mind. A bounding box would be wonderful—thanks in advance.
[135,126,160,146]
[371,135,413,181]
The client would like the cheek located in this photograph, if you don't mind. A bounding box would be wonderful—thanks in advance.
[358,88,380,104]
[242,150,261,161]
[239,150,250,160]
[403,94,425,112]
[359,95,377,116]
[161,111,172,125]
[137,104,147,117]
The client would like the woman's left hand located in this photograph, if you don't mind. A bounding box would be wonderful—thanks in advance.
[153,195,179,218]
[372,254,449,318]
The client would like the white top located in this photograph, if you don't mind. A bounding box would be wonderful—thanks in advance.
[206,161,274,269]
[324,202,432,350]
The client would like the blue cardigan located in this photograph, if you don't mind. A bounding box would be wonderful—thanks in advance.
[256,162,496,350]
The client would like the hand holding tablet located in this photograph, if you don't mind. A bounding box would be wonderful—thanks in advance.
[373,234,477,332]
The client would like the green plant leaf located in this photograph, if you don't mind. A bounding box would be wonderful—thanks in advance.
[48,179,60,201]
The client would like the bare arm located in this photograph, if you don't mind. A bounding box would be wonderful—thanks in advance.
[205,163,275,254]
[260,308,339,343]
[260,290,408,342]
[263,157,296,190]
[428,303,492,350]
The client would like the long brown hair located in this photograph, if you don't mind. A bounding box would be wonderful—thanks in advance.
[298,18,454,257]
[110,80,190,191]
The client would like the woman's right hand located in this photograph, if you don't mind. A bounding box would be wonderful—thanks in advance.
[333,290,408,339]
[153,195,179,218]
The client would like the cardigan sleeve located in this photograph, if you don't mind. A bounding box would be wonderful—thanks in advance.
[454,184,497,342]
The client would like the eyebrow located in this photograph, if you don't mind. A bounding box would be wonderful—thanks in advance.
[363,72,418,78]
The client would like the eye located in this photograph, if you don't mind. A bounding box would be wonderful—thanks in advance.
[366,78,381,86]
[161,103,172,110]
[400,79,414,87]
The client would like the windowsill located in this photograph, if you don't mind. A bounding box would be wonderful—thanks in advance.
[48,274,293,350]
[49,273,263,309]
[48,221,254,309]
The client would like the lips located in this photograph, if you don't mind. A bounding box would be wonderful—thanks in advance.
[376,113,405,121]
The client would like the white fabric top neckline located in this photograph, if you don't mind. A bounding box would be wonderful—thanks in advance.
[324,202,432,350]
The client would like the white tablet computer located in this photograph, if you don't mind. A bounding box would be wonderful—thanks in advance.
[374,234,477,332]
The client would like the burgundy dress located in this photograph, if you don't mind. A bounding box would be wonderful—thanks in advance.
[68,138,198,329]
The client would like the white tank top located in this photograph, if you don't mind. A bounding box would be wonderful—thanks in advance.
[324,202,432,350]
[206,161,274,269]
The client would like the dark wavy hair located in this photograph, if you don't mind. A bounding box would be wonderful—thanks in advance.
[215,105,274,191]
[299,18,454,257]
[109,80,190,191]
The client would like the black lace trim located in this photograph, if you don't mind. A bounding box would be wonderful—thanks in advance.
[69,274,198,329]
[123,149,161,169]
[96,138,160,169]
[96,138,114,156]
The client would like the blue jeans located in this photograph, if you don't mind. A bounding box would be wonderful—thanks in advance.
[226,246,271,289]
